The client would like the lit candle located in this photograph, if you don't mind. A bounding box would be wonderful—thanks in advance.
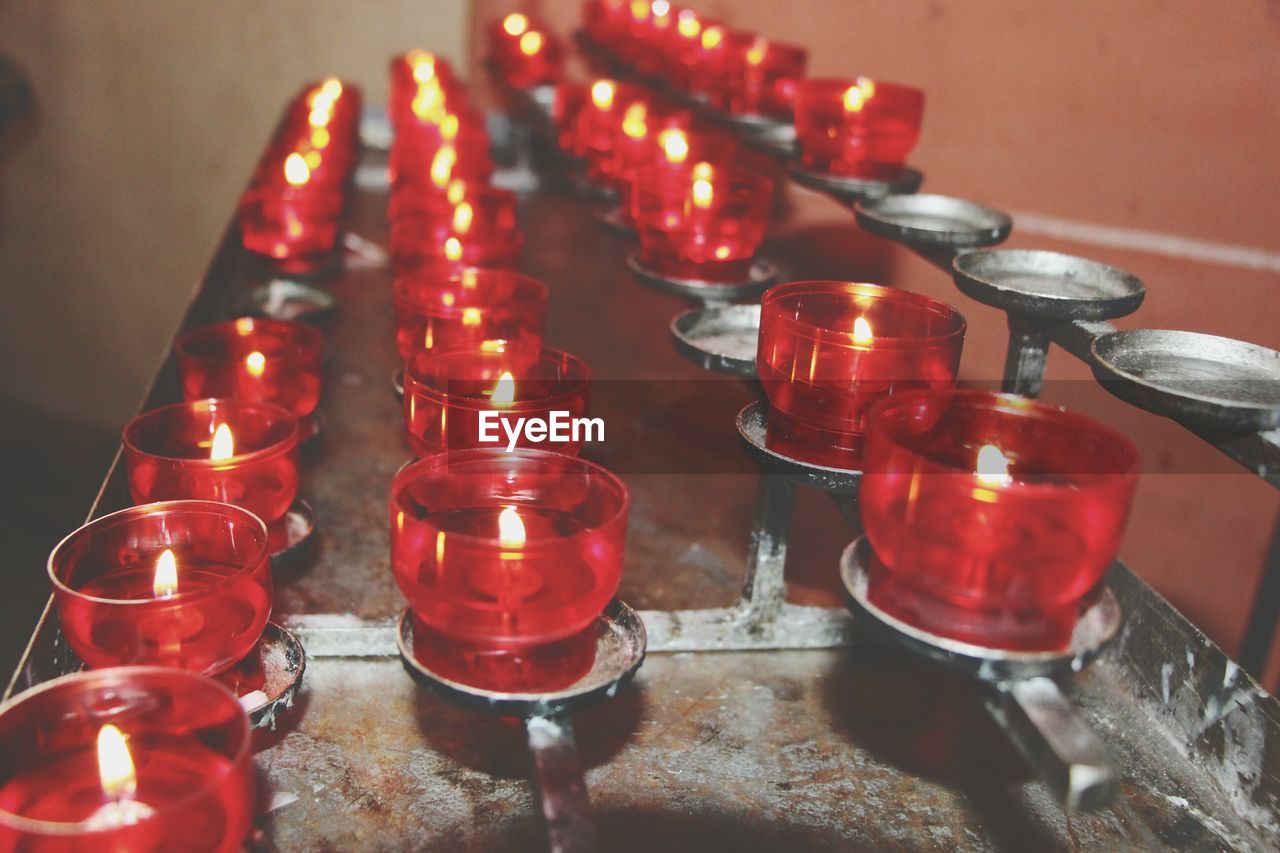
[403,344,591,455]
[49,501,272,676]
[756,281,966,469]
[176,317,324,419]
[0,668,254,851]
[122,399,301,524]
[632,158,774,282]
[391,449,629,691]
[861,388,1140,650]
[393,268,547,362]
[794,76,925,178]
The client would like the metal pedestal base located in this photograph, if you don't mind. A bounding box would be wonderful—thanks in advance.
[839,536,1122,811]
[627,251,779,307]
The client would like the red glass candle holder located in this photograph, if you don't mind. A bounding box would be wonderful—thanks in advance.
[123,399,301,524]
[0,667,253,852]
[632,159,773,282]
[757,281,966,469]
[389,224,524,278]
[707,33,807,119]
[403,345,591,456]
[603,102,693,190]
[568,79,650,160]
[176,318,323,419]
[388,186,519,258]
[488,14,565,90]
[390,449,629,690]
[389,181,518,223]
[49,501,272,676]
[393,268,547,362]
[238,185,343,261]
[389,51,463,128]
[862,389,1141,650]
[794,77,925,179]
[389,128,494,191]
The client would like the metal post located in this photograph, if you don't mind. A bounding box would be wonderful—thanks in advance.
[1002,315,1053,398]
[740,474,796,620]
[526,715,599,853]
[1238,509,1280,676]
[985,677,1118,812]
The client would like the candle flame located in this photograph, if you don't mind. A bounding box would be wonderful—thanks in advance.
[701,26,724,50]
[498,505,526,549]
[234,317,255,335]
[310,127,331,149]
[97,724,138,801]
[480,339,507,352]
[430,146,456,188]
[245,350,266,378]
[690,162,714,209]
[491,371,516,404]
[629,0,649,22]
[410,51,437,83]
[461,306,482,326]
[502,13,529,36]
[975,444,1013,487]
[460,268,479,288]
[591,80,616,110]
[621,101,648,139]
[746,38,768,66]
[651,0,670,17]
[676,9,701,39]
[284,152,311,187]
[452,201,474,234]
[153,548,178,599]
[210,423,235,461]
[852,316,873,345]
[659,129,689,163]
[843,77,877,113]
[440,113,460,142]
[444,236,464,262]
[519,30,544,56]
[411,79,445,123]
[446,178,467,205]
[319,77,343,99]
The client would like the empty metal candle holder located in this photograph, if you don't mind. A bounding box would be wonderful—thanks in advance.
[839,536,1122,812]
[669,304,761,377]
[233,279,336,324]
[852,192,1145,397]
[789,163,924,205]
[241,621,307,730]
[626,251,780,308]
[395,602,647,853]
[269,498,318,570]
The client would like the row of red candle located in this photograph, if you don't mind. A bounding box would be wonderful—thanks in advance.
[573,1,925,179]
[487,12,566,90]
[239,78,362,266]
[386,46,636,693]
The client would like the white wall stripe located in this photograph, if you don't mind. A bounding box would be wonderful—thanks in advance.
[1010,211,1280,275]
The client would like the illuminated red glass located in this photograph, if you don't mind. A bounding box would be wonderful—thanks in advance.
[122,399,301,524]
[403,345,591,456]
[706,33,807,119]
[757,281,966,469]
[388,51,464,129]
[568,80,651,161]
[390,449,629,690]
[49,502,271,676]
[862,389,1140,650]
[388,127,494,191]
[389,217,522,275]
[604,102,693,191]
[238,185,342,261]
[393,268,547,362]
[488,15,565,90]
[0,667,253,852]
[794,77,925,178]
[389,181,517,223]
[176,318,323,419]
[632,160,773,282]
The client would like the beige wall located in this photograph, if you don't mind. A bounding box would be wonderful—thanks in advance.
[0,0,468,428]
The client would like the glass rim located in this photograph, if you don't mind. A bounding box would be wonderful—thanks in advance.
[867,388,1143,482]
[760,281,966,347]
[47,500,270,607]
[174,318,322,368]
[404,345,591,408]
[122,398,301,466]
[391,448,630,551]
[0,666,250,836]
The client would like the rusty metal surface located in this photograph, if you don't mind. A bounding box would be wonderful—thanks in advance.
[9,129,1280,849]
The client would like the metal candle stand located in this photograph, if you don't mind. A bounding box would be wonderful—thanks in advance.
[243,621,308,730]
[838,537,1122,811]
[394,603,647,853]
[626,251,780,308]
